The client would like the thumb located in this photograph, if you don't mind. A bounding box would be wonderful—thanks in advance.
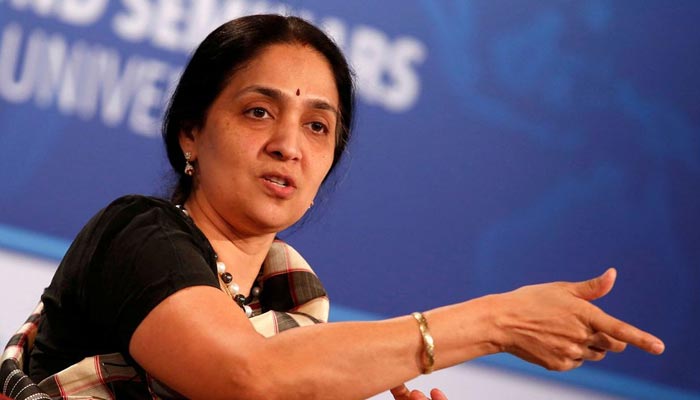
[571,267,617,301]
[390,384,410,399]
[430,388,449,400]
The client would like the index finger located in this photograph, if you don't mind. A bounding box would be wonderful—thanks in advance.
[590,312,665,355]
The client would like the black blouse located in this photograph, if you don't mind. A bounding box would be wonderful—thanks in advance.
[29,195,220,382]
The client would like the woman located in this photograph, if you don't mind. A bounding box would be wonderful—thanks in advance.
[20,15,662,400]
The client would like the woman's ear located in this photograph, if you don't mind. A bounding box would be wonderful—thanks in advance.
[178,127,198,159]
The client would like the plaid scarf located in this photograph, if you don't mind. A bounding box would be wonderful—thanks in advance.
[1,240,328,399]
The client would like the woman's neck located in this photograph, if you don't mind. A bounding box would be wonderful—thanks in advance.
[183,195,275,295]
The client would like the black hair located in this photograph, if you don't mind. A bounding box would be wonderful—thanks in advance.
[162,14,355,204]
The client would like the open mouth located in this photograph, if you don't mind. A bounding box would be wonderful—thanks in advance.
[264,176,289,188]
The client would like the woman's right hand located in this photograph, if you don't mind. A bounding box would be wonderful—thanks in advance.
[489,268,664,371]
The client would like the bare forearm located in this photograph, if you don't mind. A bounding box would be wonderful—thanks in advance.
[235,296,499,399]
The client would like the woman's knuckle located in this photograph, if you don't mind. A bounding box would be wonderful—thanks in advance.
[559,360,574,371]
[610,323,628,338]
[573,330,589,343]
[614,342,628,352]
[544,362,559,371]
[564,344,582,359]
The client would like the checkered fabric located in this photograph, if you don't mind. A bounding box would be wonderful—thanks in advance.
[1,303,50,400]
[249,240,329,336]
[0,240,328,399]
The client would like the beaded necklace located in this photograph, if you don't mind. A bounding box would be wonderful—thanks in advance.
[176,205,260,317]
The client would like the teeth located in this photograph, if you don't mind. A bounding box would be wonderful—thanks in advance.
[266,176,287,187]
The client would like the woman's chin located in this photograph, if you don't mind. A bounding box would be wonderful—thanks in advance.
[242,207,306,234]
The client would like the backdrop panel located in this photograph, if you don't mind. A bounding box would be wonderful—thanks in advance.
[1,1,698,398]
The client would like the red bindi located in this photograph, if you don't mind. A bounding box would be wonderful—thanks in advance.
[296,88,300,96]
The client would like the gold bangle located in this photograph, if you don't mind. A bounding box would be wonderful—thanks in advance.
[411,312,435,374]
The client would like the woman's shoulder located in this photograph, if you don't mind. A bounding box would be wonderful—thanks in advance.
[57,194,213,285]
[91,194,183,229]
[71,194,205,256]
[102,194,176,214]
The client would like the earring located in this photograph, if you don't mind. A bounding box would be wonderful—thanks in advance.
[184,152,194,176]
[308,201,314,209]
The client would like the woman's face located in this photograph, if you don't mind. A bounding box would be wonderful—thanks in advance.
[181,43,338,235]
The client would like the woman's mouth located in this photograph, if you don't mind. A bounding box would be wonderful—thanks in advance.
[264,176,289,187]
[261,174,296,198]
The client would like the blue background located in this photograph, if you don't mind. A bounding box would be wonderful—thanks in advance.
[1,1,698,398]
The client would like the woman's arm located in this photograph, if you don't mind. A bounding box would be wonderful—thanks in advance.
[129,268,663,400]
[130,285,494,399]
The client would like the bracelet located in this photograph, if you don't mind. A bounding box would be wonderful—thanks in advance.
[411,312,435,374]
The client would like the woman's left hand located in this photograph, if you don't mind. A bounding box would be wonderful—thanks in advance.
[390,384,448,400]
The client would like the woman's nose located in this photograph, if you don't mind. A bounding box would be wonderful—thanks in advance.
[265,118,302,161]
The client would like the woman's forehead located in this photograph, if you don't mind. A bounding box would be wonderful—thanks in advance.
[224,43,339,104]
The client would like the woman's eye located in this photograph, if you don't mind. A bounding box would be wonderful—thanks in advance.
[246,107,269,119]
[308,121,329,134]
